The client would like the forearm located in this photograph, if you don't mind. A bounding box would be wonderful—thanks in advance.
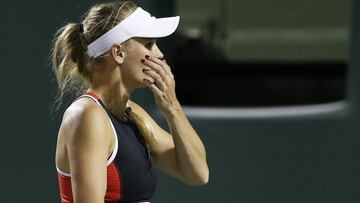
[164,104,209,185]
[141,56,209,184]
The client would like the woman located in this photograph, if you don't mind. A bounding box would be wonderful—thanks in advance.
[52,1,209,203]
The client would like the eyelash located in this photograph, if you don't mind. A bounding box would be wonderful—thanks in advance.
[146,41,154,49]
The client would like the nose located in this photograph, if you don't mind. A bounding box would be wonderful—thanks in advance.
[152,43,164,60]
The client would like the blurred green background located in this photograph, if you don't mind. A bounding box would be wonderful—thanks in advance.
[0,0,359,202]
[177,0,350,61]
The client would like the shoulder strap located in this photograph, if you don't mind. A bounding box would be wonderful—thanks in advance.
[77,92,119,166]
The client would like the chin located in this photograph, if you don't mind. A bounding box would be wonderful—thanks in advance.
[135,79,148,89]
[138,83,148,88]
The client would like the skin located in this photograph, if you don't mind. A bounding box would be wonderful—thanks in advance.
[55,37,209,203]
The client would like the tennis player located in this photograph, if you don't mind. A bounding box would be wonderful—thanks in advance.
[52,1,209,203]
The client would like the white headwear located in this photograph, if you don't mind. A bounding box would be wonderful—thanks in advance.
[87,7,180,58]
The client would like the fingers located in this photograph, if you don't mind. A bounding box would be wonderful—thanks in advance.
[141,56,172,90]
[143,55,174,81]
[142,68,155,84]
[143,78,163,96]
[143,69,166,91]
[156,58,175,79]
[141,55,179,110]
[162,59,175,79]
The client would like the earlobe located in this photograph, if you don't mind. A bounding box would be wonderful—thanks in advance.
[111,43,125,64]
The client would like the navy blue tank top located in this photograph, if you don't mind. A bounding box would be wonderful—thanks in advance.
[87,93,157,202]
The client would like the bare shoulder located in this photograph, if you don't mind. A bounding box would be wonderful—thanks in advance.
[57,98,112,201]
[61,97,113,147]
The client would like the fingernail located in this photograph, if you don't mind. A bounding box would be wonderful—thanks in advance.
[143,79,151,84]
[141,59,145,63]
[145,55,150,59]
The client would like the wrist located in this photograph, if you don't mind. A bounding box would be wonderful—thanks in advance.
[163,102,182,117]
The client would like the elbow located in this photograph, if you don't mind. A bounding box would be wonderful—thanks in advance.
[186,166,209,186]
[188,173,209,186]
[196,174,209,186]
[198,166,209,185]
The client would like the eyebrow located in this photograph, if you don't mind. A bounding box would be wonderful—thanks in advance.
[144,38,156,42]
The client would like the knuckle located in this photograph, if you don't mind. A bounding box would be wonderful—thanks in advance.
[152,66,160,71]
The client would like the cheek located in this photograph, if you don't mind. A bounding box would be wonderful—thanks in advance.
[122,58,145,80]
[125,50,144,67]
[123,47,148,79]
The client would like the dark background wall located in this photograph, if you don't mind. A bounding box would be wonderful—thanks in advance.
[0,0,359,202]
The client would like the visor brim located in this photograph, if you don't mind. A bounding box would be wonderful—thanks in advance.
[134,16,180,38]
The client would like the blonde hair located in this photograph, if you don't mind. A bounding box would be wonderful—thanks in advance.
[51,1,156,146]
[128,107,159,147]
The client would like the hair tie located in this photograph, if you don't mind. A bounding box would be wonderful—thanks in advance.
[79,23,84,33]
[79,24,88,51]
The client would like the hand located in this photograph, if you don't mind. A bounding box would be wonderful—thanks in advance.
[141,55,181,114]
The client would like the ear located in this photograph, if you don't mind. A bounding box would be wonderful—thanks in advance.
[111,43,125,64]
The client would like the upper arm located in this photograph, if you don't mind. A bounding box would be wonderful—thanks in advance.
[63,104,113,203]
[128,101,187,183]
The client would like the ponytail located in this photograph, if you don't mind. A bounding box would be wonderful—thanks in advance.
[51,23,90,112]
[128,109,158,147]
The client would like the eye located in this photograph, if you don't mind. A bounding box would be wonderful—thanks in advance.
[145,42,154,49]
[145,40,155,49]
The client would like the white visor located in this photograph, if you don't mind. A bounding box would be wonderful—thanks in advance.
[87,7,180,58]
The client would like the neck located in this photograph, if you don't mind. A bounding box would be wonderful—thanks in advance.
[88,59,136,122]
[89,81,132,122]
